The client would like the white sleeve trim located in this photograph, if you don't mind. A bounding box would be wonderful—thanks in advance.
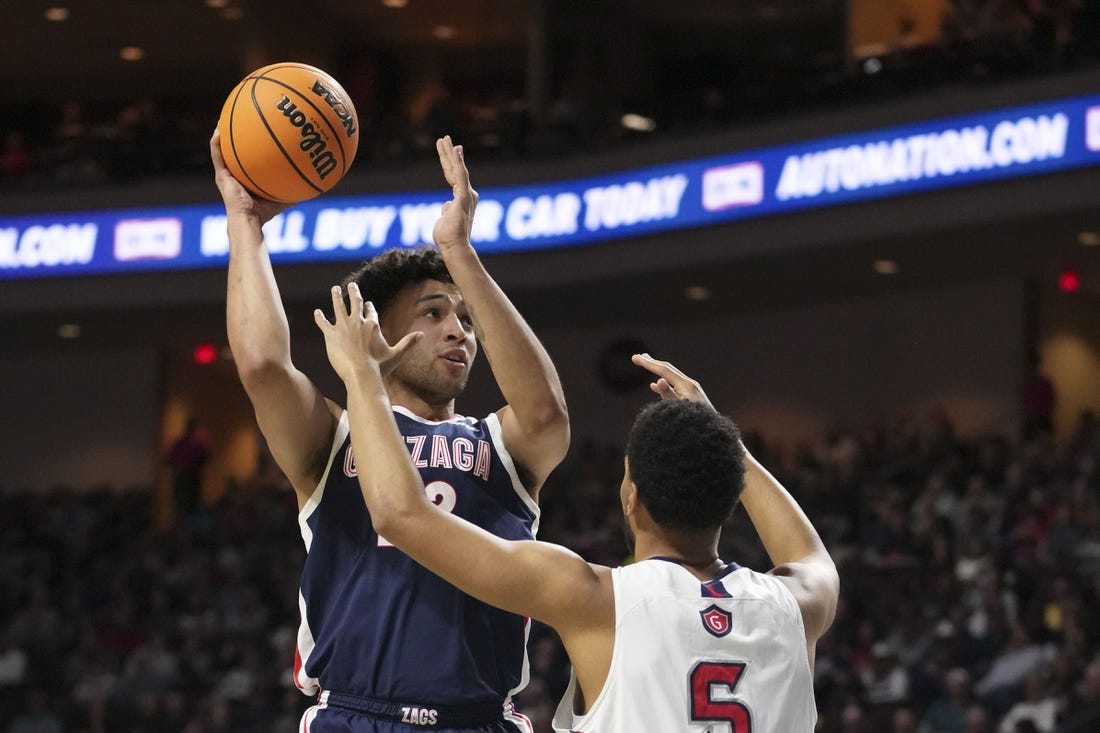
[296,410,350,552]
[484,411,541,535]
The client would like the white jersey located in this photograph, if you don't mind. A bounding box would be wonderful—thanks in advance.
[552,558,817,733]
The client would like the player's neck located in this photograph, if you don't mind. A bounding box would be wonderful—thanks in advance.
[657,555,727,578]
[384,380,456,421]
[635,534,725,580]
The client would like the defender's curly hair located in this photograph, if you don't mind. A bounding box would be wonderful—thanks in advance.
[626,399,746,532]
[341,247,454,316]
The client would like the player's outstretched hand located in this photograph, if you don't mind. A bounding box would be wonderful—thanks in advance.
[314,282,423,384]
[210,130,287,224]
[631,353,716,411]
[432,135,478,253]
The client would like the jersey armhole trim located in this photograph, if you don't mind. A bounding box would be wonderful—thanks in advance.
[297,410,350,551]
[564,567,625,727]
[484,411,541,533]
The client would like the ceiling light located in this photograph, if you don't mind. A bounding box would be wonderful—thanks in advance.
[684,285,712,301]
[432,25,457,39]
[57,323,81,339]
[1077,231,1100,246]
[621,113,657,132]
[44,7,70,22]
[873,259,899,275]
[382,0,408,7]
[119,46,145,62]
[204,0,229,7]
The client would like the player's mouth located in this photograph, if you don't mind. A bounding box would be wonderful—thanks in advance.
[440,349,468,367]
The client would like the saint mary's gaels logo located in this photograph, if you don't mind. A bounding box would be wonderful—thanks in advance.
[700,605,733,638]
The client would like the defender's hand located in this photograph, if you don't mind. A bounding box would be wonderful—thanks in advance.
[314,282,423,383]
[631,353,716,410]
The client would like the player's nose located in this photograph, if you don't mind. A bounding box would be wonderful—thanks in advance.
[443,312,468,340]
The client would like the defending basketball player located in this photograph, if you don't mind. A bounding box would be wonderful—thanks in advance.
[211,132,569,732]
[315,281,839,733]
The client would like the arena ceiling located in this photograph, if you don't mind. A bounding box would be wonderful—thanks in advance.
[6,0,843,103]
[2,0,1099,355]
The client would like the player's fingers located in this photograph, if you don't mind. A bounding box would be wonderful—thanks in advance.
[313,308,332,331]
[347,282,365,319]
[648,380,672,396]
[392,331,424,355]
[362,299,379,324]
[633,353,679,379]
[452,144,468,172]
[636,353,705,399]
[210,131,228,170]
[438,135,473,189]
[437,136,456,174]
[330,285,347,318]
[451,146,472,186]
[654,378,680,400]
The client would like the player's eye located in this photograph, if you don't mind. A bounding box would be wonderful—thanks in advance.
[460,315,473,328]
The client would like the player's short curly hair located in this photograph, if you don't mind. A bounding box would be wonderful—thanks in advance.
[626,399,746,532]
[341,247,454,316]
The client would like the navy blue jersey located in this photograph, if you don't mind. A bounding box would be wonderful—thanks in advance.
[294,406,539,711]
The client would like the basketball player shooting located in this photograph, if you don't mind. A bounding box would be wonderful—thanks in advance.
[211,132,570,732]
[315,279,840,733]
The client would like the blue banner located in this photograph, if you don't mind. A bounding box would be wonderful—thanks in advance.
[4,93,1100,280]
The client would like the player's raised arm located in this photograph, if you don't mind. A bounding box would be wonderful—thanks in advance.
[314,282,606,629]
[430,136,569,497]
[212,131,340,503]
[632,353,840,663]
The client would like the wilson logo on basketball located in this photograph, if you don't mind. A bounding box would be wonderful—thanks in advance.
[311,80,358,138]
[275,96,339,180]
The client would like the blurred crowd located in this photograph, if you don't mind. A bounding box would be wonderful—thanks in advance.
[2,0,1100,193]
[2,403,1099,733]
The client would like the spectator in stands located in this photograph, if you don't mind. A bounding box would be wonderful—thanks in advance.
[4,390,1100,731]
[964,704,995,733]
[1057,658,1100,732]
[923,667,979,733]
[1022,355,1057,439]
[863,641,912,706]
[0,131,32,186]
[6,688,62,733]
[997,669,1059,732]
[165,418,212,518]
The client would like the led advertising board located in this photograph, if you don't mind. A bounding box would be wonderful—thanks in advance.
[3,94,1100,280]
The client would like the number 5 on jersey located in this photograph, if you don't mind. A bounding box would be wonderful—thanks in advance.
[690,661,752,732]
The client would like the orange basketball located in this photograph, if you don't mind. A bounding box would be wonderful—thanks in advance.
[217,62,359,204]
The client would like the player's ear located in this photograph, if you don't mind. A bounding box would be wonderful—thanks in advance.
[621,476,638,517]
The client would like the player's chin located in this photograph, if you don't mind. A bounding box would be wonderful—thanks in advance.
[431,370,468,400]
[438,356,471,381]
[449,374,470,397]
